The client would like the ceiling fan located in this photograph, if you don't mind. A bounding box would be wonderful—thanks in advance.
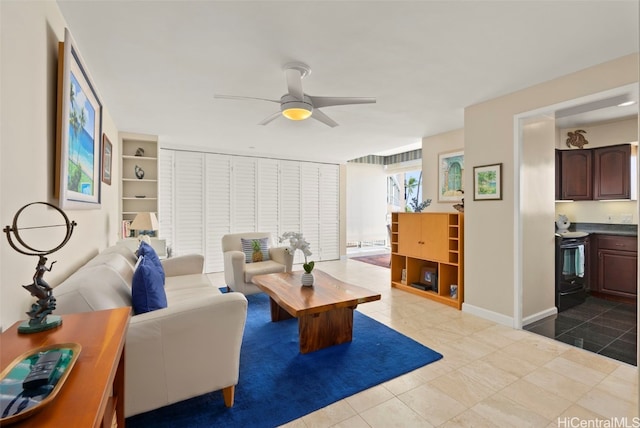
[214,62,376,128]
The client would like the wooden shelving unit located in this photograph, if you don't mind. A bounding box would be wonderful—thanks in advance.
[390,212,464,309]
[120,132,158,237]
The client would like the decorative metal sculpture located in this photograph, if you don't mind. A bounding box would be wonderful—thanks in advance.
[566,129,588,149]
[135,165,145,179]
[3,202,76,333]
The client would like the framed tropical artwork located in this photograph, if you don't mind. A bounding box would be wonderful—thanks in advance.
[473,163,502,200]
[438,150,464,202]
[55,28,102,209]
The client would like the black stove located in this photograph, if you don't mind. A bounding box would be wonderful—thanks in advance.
[555,231,589,312]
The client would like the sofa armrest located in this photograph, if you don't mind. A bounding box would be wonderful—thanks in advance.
[269,247,293,272]
[124,292,248,417]
[161,254,204,277]
[223,251,246,287]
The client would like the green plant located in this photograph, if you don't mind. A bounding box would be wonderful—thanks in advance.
[303,261,315,273]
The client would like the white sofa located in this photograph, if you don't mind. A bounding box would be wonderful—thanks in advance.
[222,232,293,295]
[52,244,248,417]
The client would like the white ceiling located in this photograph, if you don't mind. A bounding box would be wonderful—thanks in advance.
[56,1,639,163]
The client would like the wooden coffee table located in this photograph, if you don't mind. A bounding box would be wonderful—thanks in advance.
[251,270,381,354]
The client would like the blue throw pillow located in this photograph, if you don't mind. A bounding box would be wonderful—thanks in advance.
[240,237,270,263]
[137,240,165,282]
[132,255,167,315]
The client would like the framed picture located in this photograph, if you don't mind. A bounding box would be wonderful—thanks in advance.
[101,134,112,185]
[473,163,502,200]
[438,150,464,202]
[420,266,437,287]
[55,28,102,209]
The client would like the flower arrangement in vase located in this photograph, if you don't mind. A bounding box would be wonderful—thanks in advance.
[279,232,314,286]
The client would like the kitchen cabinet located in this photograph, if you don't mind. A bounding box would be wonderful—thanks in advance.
[557,144,635,201]
[392,213,463,309]
[593,144,631,200]
[560,149,592,200]
[593,234,637,300]
[555,150,561,200]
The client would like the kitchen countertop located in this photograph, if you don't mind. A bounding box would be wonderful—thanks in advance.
[569,222,637,237]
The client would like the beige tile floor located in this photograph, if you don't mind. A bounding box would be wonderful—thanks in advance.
[209,258,639,427]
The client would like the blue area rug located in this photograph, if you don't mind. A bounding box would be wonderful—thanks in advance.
[126,291,442,428]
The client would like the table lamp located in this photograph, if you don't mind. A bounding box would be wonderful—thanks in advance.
[130,212,158,238]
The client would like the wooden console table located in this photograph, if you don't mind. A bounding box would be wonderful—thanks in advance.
[1,307,130,427]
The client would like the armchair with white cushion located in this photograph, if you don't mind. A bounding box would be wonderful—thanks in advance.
[222,232,293,295]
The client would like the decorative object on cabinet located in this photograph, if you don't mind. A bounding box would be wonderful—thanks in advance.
[438,150,464,202]
[0,343,81,425]
[120,132,158,236]
[391,212,464,309]
[450,284,458,299]
[556,214,570,233]
[419,266,438,290]
[408,197,432,213]
[3,202,76,333]
[55,28,102,209]
[566,129,588,148]
[453,190,464,212]
[101,134,112,185]
[473,163,502,201]
[134,165,145,179]
[130,212,159,238]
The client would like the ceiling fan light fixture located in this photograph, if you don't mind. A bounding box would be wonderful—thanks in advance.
[280,95,313,121]
[282,107,312,121]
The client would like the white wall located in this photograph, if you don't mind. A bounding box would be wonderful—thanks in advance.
[522,117,556,321]
[421,129,464,213]
[463,53,638,323]
[345,163,388,245]
[0,1,120,329]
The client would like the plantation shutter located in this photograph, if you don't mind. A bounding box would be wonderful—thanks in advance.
[231,157,257,232]
[174,151,205,256]
[205,153,232,272]
[257,158,280,239]
[279,161,303,264]
[157,149,339,271]
[301,164,320,263]
[319,164,340,260]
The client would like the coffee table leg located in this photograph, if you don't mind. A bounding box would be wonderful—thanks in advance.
[298,307,354,354]
[269,297,294,322]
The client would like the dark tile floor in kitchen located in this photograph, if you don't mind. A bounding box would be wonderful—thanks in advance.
[524,296,637,366]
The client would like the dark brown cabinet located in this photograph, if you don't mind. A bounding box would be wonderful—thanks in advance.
[555,150,561,200]
[560,149,592,200]
[556,144,635,201]
[594,234,637,300]
[593,144,631,200]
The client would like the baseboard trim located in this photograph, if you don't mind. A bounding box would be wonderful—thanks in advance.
[522,307,557,327]
[462,303,514,328]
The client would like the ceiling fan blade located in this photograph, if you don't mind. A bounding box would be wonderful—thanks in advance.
[258,111,282,126]
[308,96,376,109]
[285,68,304,101]
[214,94,280,103]
[311,109,338,128]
